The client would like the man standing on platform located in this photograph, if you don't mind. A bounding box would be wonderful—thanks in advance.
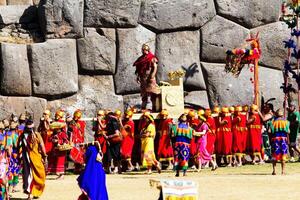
[133,44,160,111]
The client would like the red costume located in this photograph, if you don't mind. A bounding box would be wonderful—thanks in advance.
[48,118,69,174]
[206,116,217,155]
[247,112,262,155]
[216,112,232,155]
[93,117,107,155]
[70,120,86,144]
[38,118,53,154]
[157,118,174,161]
[232,112,247,155]
[121,119,135,160]
[188,117,199,158]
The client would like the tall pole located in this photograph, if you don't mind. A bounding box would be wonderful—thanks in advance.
[254,58,259,106]
[297,1,300,111]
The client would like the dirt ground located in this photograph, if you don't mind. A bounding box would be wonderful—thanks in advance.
[11,163,300,200]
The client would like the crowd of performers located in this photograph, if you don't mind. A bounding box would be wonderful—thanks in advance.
[0,101,298,199]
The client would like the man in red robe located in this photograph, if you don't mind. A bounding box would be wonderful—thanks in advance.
[187,110,199,169]
[204,109,217,165]
[232,106,248,167]
[157,109,174,170]
[69,109,86,173]
[217,107,233,167]
[38,110,53,156]
[247,104,264,164]
[133,44,160,111]
[121,110,135,171]
[93,110,107,160]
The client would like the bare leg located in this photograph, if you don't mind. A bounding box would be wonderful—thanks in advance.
[272,160,276,175]
[197,159,202,172]
[127,160,134,171]
[281,160,286,175]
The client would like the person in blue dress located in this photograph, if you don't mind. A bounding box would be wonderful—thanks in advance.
[77,142,108,200]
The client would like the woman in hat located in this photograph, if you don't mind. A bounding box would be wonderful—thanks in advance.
[18,118,47,200]
[140,113,161,174]
[269,109,289,175]
[171,114,193,177]
[194,110,217,172]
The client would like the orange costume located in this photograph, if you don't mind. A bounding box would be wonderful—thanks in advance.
[232,106,248,156]
[157,110,174,162]
[38,110,53,154]
[205,109,217,155]
[69,110,86,144]
[121,111,135,160]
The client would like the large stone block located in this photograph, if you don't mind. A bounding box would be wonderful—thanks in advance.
[156,30,206,90]
[201,16,249,63]
[0,43,31,96]
[0,96,47,125]
[7,0,32,5]
[201,62,284,109]
[139,0,216,33]
[84,0,141,28]
[252,22,290,70]
[77,28,116,74]
[114,25,156,94]
[184,90,209,109]
[215,0,281,28]
[0,0,6,5]
[38,0,83,38]
[28,39,78,99]
[47,75,123,119]
[123,93,142,110]
[0,5,37,24]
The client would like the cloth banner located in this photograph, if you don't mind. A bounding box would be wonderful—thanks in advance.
[160,179,198,200]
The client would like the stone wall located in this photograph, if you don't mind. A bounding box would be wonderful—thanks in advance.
[0,0,287,121]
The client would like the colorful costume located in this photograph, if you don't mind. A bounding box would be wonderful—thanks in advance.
[157,118,173,162]
[171,123,193,171]
[194,122,212,164]
[141,123,158,167]
[121,119,135,160]
[247,113,262,156]
[77,146,108,200]
[19,129,46,198]
[270,118,289,161]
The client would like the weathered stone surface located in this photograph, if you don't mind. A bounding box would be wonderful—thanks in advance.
[84,0,141,28]
[28,39,78,99]
[0,43,31,96]
[139,0,216,33]
[77,28,116,74]
[0,5,37,24]
[215,0,281,28]
[47,75,123,119]
[38,0,83,38]
[184,90,209,109]
[0,96,47,125]
[0,0,6,5]
[114,25,156,94]
[123,93,142,110]
[7,0,32,5]
[252,22,290,70]
[201,62,284,108]
[156,31,206,90]
[201,16,249,63]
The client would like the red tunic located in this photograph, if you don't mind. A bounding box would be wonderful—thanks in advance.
[232,113,247,154]
[216,115,232,155]
[38,119,53,154]
[157,118,174,161]
[247,113,262,155]
[206,116,217,155]
[70,120,86,144]
[48,122,69,174]
[93,119,107,154]
[121,119,135,160]
[189,118,199,157]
